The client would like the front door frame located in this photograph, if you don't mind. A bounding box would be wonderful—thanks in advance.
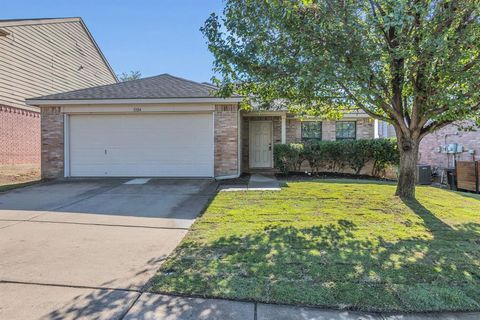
[249,120,273,168]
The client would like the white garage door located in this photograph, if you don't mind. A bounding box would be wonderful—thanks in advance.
[68,113,214,177]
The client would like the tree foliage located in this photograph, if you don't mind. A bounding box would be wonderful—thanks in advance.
[118,70,142,82]
[202,0,480,198]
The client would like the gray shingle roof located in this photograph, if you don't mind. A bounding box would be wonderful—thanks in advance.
[31,74,231,100]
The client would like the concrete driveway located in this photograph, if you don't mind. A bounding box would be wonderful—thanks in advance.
[0,178,217,320]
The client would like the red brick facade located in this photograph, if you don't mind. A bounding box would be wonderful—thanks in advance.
[214,105,240,177]
[242,115,375,171]
[39,105,378,178]
[419,122,480,168]
[0,105,40,165]
[40,107,64,179]
[286,118,375,142]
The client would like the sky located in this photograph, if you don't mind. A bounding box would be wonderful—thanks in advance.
[1,0,224,82]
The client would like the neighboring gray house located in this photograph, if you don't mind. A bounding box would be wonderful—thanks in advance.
[0,17,117,176]
[27,74,375,179]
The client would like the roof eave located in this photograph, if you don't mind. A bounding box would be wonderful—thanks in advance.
[0,17,82,27]
[78,18,118,83]
[26,97,243,106]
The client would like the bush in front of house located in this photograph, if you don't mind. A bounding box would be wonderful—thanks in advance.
[370,138,400,176]
[273,139,399,177]
[273,143,304,175]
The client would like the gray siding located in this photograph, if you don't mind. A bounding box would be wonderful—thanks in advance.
[0,18,117,111]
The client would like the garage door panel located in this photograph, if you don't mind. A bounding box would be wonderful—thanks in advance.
[69,114,214,177]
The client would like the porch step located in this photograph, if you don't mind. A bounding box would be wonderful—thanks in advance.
[248,174,281,190]
[247,168,279,175]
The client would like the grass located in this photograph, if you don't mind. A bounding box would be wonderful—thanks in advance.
[149,179,480,312]
[0,180,40,193]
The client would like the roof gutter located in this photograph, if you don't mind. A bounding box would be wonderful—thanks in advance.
[26,97,244,106]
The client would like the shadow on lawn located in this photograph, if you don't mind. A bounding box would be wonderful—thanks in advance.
[152,193,480,312]
[455,191,480,202]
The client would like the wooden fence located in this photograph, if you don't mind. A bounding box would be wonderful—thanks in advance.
[456,161,479,193]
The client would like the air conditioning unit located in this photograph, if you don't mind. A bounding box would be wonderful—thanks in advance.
[416,165,432,185]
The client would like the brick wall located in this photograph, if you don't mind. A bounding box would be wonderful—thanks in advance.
[41,107,64,179]
[39,105,241,179]
[214,105,239,177]
[356,118,375,139]
[0,105,40,165]
[285,118,374,142]
[419,122,480,168]
[286,118,301,143]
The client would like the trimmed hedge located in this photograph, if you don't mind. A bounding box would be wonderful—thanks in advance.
[273,139,399,177]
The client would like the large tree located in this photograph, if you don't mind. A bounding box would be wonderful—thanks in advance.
[202,0,480,198]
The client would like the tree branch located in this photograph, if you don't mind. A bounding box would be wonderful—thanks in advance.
[419,120,453,140]
[420,101,480,139]
[336,81,392,122]
[463,53,480,72]
[368,0,390,45]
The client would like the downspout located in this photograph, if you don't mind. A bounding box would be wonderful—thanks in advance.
[215,107,242,180]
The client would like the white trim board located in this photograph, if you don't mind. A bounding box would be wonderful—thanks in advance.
[60,104,216,114]
[27,97,243,106]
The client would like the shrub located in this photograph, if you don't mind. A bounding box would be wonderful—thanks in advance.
[371,138,400,177]
[273,138,398,177]
[303,142,325,174]
[273,143,304,175]
[321,141,347,172]
[344,139,375,175]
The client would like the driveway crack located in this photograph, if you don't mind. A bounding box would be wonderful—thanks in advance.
[0,280,142,293]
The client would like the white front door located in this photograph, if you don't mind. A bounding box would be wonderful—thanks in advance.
[249,121,273,168]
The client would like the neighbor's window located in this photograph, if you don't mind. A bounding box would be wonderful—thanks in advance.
[301,121,322,141]
[336,121,356,140]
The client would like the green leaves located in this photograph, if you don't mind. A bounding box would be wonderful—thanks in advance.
[204,0,479,197]
[202,0,480,128]
[273,138,399,177]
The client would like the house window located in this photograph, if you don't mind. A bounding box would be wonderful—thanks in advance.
[336,121,356,140]
[301,121,322,141]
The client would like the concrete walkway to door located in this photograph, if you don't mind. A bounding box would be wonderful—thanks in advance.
[0,178,217,320]
[219,174,281,192]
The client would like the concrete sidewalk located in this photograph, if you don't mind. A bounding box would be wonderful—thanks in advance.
[121,293,480,319]
[2,283,478,320]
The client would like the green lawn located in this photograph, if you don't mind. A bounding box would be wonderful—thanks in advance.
[149,179,480,312]
[0,181,39,193]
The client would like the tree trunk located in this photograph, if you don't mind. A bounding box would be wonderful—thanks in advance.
[395,135,419,199]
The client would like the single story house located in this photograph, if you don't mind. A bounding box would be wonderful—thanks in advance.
[27,74,374,179]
